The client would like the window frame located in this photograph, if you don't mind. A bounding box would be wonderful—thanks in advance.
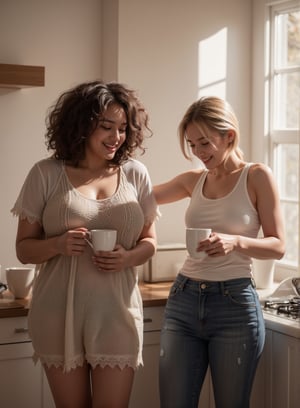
[267,0,300,280]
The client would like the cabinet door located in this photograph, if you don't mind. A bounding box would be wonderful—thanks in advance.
[42,371,56,408]
[198,369,214,408]
[129,330,161,408]
[250,328,272,408]
[0,341,43,408]
[271,331,300,408]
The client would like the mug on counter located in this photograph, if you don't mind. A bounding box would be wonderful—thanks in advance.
[5,267,35,299]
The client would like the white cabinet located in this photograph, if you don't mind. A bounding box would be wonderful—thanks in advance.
[198,369,215,407]
[0,316,55,408]
[0,341,43,407]
[250,328,272,408]
[0,316,42,408]
[270,331,300,408]
[130,306,164,408]
[251,324,300,408]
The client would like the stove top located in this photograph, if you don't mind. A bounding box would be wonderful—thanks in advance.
[263,277,300,322]
[264,297,300,321]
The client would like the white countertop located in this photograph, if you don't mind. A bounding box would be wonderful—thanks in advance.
[263,312,300,338]
[257,281,300,339]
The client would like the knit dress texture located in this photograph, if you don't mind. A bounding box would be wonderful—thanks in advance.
[11,157,159,372]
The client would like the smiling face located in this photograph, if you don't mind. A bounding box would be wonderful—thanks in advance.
[85,103,127,162]
[185,122,234,170]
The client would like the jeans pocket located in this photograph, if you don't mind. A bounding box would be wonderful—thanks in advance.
[225,287,257,308]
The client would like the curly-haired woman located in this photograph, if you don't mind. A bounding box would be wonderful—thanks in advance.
[11,81,158,408]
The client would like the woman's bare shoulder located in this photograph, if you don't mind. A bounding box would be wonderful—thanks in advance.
[176,168,204,182]
[248,162,277,192]
[248,162,273,179]
[176,168,205,194]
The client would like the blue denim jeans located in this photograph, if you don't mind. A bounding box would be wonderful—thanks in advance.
[159,274,265,408]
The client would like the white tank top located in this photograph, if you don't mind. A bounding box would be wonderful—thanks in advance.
[181,163,260,281]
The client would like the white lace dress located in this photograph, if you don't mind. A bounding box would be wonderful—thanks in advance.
[11,157,159,372]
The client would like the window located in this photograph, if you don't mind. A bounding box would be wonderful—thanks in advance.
[268,0,300,278]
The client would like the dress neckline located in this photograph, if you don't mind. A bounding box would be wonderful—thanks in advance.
[62,163,122,203]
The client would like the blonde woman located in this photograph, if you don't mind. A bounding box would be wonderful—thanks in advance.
[154,96,285,408]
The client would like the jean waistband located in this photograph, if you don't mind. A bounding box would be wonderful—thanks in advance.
[176,273,256,294]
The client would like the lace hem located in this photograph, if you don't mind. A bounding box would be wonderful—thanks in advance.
[33,352,143,373]
[33,352,85,373]
[86,353,143,370]
[11,208,41,225]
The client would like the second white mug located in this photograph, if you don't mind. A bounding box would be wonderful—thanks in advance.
[6,267,35,298]
[186,228,211,259]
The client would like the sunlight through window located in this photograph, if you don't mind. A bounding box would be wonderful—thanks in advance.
[198,28,228,98]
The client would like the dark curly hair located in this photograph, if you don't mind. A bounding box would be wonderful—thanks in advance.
[45,80,152,166]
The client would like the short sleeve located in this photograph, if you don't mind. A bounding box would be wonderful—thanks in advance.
[11,158,62,225]
[123,159,160,226]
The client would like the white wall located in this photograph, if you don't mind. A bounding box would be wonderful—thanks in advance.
[0,0,252,274]
[0,0,102,274]
[105,0,252,243]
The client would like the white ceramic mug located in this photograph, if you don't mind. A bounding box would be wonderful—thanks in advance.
[5,267,35,298]
[86,229,117,252]
[186,228,211,259]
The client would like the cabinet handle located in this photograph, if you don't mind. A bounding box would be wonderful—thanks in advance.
[14,328,29,333]
[144,318,153,323]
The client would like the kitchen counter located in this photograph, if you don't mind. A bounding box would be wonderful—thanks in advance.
[139,281,171,307]
[2,279,297,339]
[0,281,281,318]
[263,312,300,339]
[0,281,172,318]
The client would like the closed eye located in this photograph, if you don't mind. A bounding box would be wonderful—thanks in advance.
[100,125,111,131]
[188,141,209,148]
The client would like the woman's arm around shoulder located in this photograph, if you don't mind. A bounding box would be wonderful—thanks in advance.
[153,169,203,204]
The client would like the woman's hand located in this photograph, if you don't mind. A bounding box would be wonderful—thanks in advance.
[197,232,237,257]
[91,222,156,273]
[54,227,88,256]
[16,218,89,264]
[92,244,130,273]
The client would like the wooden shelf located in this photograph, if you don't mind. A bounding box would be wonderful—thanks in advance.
[0,63,45,88]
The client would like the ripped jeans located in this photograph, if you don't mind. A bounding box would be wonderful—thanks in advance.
[159,274,265,408]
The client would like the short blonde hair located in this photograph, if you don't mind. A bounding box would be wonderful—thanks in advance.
[179,96,244,163]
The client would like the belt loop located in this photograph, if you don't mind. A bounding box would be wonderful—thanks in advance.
[251,277,256,289]
[219,281,225,295]
[179,275,189,290]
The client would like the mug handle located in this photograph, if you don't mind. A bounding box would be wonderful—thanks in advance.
[84,232,94,250]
